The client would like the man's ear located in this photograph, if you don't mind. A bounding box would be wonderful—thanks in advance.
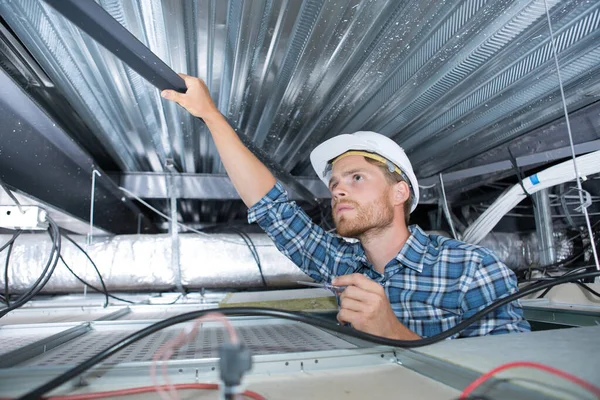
[392,181,410,206]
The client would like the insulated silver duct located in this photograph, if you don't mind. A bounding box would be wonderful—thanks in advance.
[0,231,575,293]
[478,230,574,270]
[0,233,309,293]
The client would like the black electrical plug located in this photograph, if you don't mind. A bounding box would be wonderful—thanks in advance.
[219,342,252,397]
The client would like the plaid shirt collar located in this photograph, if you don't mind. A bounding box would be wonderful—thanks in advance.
[352,225,428,275]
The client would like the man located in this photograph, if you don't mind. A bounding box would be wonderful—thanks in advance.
[162,74,531,340]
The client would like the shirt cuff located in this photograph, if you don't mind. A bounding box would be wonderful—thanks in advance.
[247,182,288,224]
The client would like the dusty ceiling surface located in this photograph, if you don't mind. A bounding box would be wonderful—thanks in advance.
[1,0,599,233]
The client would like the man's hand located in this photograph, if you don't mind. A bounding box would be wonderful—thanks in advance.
[333,274,421,340]
[161,73,219,120]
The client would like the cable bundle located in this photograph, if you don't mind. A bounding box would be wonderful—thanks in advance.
[463,151,600,244]
[0,215,61,318]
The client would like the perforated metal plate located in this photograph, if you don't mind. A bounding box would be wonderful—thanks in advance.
[0,335,45,356]
[0,324,79,356]
[21,320,355,367]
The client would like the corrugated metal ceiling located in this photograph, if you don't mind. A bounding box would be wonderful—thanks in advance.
[1,0,599,231]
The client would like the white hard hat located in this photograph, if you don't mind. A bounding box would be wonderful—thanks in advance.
[309,131,419,212]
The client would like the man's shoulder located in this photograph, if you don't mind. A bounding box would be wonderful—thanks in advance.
[417,226,494,261]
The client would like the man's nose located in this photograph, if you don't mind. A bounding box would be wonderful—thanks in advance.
[331,183,347,199]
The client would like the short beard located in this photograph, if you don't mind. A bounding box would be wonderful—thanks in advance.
[334,188,394,239]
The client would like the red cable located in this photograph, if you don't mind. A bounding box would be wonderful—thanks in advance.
[19,384,266,400]
[460,361,600,399]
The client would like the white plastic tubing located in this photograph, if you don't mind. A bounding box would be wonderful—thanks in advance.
[463,150,600,244]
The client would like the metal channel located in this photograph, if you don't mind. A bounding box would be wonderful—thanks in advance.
[418,139,600,187]
[0,323,92,368]
[396,349,553,400]
[523,307,600,327]
[94,307,131,322]
[41,0,186,92]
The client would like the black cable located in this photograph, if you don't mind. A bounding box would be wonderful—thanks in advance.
[536,265,597,299]
[60,233,110,308]
[0,216,61,318]
[576,281,600,298]
[205,226,267,287]
[0,176,23,210]
[17,270,600,400]
[1,231,23,306]
[507,147,535,210]
[3,237,16,306]
[59,254,134,305]
[0,230,22,253]
[233,229,267,287]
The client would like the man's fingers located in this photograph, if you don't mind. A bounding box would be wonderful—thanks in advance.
[161,90,181,102]
[333,273,378,291]
[340,285,369,301]
[178,73,200,87]
[337,309,359,325]
[335,274,382,295]
[339,297,364,312]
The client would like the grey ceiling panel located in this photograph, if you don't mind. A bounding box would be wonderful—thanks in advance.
[1,0,599,201]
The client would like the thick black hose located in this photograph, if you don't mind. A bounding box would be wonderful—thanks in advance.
[17,270,600,400]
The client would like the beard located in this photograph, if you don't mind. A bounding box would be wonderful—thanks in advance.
[333,188,394,238]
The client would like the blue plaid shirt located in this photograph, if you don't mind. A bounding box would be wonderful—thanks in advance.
[248,182,530,338]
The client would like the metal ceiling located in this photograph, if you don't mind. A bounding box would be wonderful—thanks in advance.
[1,0,600,232]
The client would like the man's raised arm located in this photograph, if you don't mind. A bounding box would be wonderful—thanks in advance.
[161,73,276,207]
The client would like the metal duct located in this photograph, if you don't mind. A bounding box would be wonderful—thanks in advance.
[0,233,309,293]
[0,230,576,294]
[477,231,574,270]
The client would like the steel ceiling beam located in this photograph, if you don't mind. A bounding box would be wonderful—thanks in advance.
[42,0,319,207]
[0,69,155,234]
[418,139,600,188]
[114,173,331,201]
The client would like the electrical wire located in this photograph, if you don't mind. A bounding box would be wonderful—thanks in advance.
[61,233,185,305]
[206,226,267,287]
[118,186,273,247]
[2,230,20,306]
[0,176,24,214]
[0,230,22,253]
[0,215,61,318]
[235,229,267,287]
[16,384,265,400]
[59,255,135,305]
[536,266,598,299]
[17,270,600,400]
[60,233,110,308]
[576,282,600,298]
[459,361,600,399]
